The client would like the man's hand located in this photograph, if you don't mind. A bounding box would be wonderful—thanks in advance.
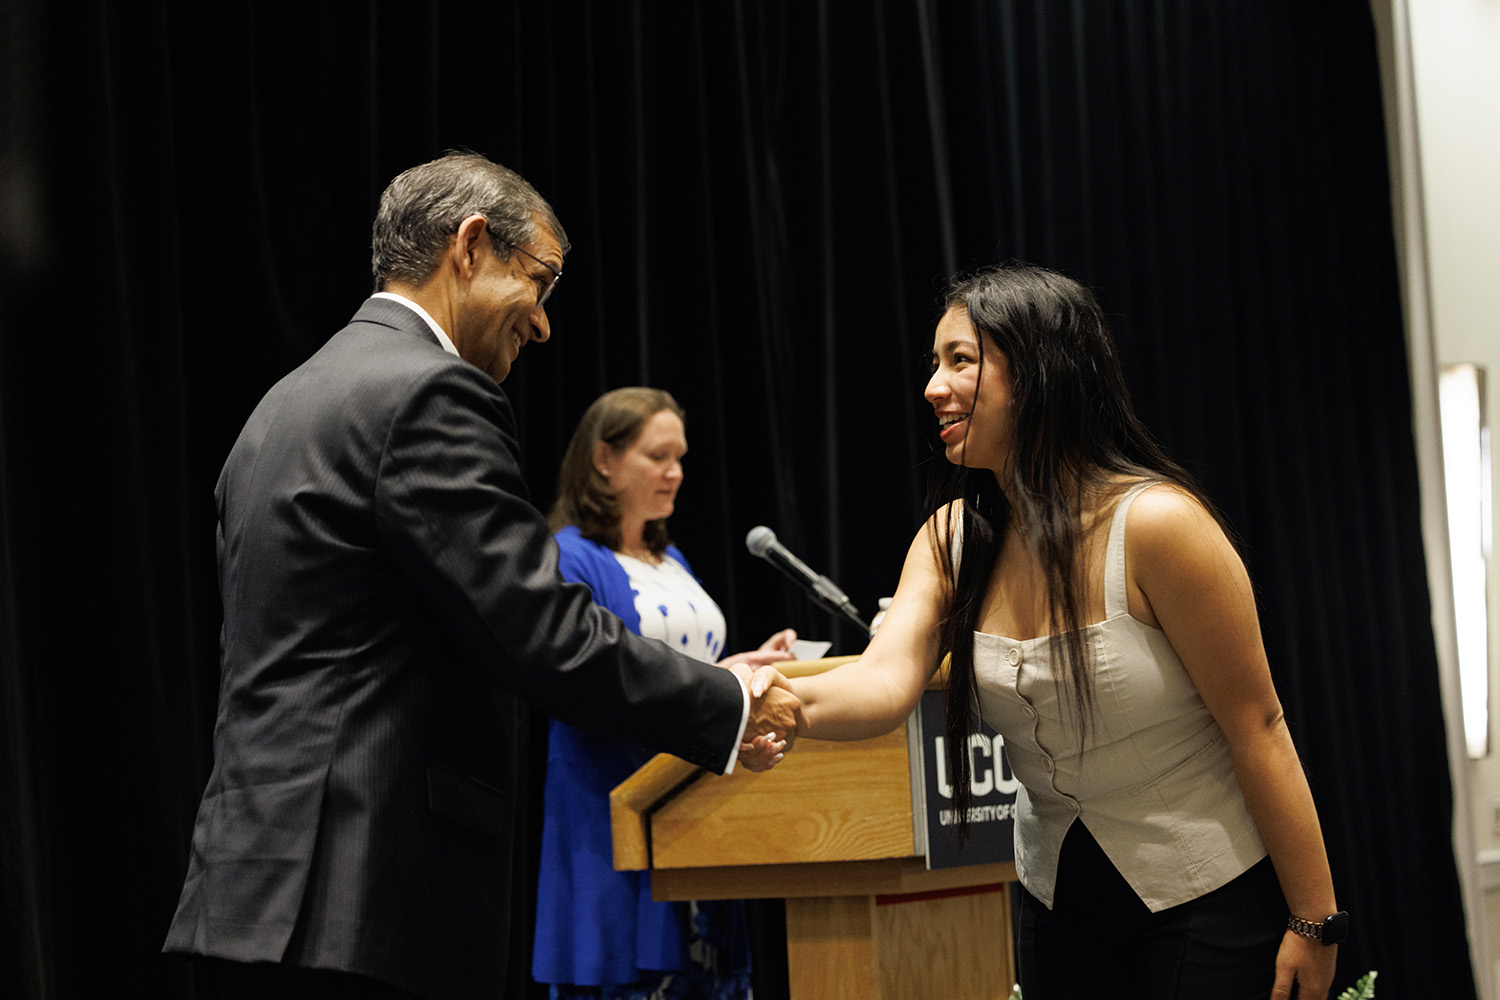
[729,665,801,772]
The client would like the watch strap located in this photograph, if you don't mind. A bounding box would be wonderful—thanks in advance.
[1287,914,1325,940]
[1287,910,1349,945]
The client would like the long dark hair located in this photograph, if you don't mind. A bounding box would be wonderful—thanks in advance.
[928,264,1220,835]
[549,387,685,556]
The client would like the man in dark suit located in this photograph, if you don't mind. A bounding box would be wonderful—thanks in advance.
[164,152,798,999]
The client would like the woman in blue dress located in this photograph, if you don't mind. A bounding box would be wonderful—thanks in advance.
[533,387,796,1000]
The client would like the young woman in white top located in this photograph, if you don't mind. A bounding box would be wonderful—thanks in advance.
[786,265,1342,1000]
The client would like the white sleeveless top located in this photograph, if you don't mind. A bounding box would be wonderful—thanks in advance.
[971,483,1267,911]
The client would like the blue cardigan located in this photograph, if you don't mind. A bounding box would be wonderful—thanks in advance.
[551,525,693,635]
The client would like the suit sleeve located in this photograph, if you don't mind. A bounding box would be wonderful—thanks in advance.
[371,363,744,773]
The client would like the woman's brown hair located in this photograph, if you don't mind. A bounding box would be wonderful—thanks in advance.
[549,387,686,556]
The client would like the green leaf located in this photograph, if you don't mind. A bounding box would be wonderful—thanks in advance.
[1335,970,1378,1000]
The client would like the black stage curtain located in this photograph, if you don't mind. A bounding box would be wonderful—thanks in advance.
[0,2,1470,998]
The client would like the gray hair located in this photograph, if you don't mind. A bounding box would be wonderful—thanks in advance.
[370,150,570,290]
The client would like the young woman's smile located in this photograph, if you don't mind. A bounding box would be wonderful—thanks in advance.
[924,305,1015,475]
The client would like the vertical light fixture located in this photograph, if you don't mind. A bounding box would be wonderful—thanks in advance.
[1439,363,1491,759]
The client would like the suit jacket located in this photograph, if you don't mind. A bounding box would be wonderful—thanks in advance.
[163,297,745,998]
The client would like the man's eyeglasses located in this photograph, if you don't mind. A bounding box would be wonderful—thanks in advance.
[502,239,561,308]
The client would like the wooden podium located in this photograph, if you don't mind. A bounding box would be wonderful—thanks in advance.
[609,658,1018,999]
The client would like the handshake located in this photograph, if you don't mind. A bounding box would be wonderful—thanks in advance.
[720,627,804,773]
[728,664,802,772]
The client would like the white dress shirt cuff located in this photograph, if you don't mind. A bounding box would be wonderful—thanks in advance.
[722,672,752,775]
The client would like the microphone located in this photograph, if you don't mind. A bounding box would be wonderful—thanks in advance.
[745,525,869,632]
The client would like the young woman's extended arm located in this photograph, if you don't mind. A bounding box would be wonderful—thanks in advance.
[791,517,953,741]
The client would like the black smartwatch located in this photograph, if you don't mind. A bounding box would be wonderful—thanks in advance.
[1287,910,1350,945]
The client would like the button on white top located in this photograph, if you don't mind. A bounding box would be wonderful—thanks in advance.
[1006,647,1021,665]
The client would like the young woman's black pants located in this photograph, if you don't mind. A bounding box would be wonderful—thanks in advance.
[1016,822,1285,1000]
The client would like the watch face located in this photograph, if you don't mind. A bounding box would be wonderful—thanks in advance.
[1322,910,1350,945]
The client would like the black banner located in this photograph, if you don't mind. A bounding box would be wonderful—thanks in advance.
[912,691,1018,870]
